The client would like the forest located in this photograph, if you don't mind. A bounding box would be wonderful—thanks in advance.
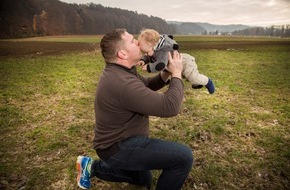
[1,0,289,38]
[0,0,175,38]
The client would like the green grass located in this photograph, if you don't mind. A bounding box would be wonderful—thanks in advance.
[0,36,289,189]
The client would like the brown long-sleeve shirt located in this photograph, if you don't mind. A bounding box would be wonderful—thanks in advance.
[93,63,184,151]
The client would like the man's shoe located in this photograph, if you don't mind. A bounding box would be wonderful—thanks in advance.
[206,78,215,94]
[77,156,93,189]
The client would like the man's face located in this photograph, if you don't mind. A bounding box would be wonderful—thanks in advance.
[138,38,155,56]
[122,32,142,65]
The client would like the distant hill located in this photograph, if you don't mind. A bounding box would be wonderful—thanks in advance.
[175,22,206,35]
[197,22,250,33]
[168,21,250,35]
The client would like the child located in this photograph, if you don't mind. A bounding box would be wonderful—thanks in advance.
[138,29,215,94]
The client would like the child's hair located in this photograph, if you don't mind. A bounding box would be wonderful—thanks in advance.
[139,29,160,44]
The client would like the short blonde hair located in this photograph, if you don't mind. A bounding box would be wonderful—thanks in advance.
[138,29,160,44]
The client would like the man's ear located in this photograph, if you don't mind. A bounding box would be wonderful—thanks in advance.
[117,50,127,59]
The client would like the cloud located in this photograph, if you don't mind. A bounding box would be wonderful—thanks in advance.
[60,0,290,26]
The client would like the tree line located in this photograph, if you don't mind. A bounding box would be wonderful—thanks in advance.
[0,0,175,38]
[230,25,290,37]
[0,0,289,39]
[201,25,290,37]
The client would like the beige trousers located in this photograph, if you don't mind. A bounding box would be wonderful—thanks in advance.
[182,53,209,85]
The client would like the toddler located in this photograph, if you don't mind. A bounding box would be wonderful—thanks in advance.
[138,29,215,94]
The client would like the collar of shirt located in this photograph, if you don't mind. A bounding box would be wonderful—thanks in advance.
[106,62,137,75]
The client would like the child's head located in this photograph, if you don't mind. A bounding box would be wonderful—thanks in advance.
[138,29,160,56]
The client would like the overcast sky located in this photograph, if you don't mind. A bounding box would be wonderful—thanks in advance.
[60,0,290,26]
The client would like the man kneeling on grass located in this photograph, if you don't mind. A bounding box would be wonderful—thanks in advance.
[76,28,193,190]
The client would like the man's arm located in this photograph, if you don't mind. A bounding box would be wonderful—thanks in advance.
[160,69,171,83]
[122,51,184,117]
[166,51,183,79]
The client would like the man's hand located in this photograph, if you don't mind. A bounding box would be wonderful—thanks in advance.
[167,51,183,79]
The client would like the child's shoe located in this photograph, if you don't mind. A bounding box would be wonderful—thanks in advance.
[206,78,215,94]
[77,156,93,189]
[191,84,203,89]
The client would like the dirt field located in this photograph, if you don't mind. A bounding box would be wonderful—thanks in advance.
[1,40,290,57]
[0,41,97,57]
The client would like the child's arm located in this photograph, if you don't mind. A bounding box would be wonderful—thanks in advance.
[140,55,150,64]
[147,50,168,73]
[139,55,151,72]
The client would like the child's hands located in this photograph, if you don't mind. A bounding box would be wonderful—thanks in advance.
[138,60,145,66]
[142,64,148,71]
[138,60,148,71]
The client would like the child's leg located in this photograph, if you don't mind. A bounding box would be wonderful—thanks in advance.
[182,53,208,85]
[182,53,215,94]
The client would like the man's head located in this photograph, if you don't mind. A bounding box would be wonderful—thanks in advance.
[100,28,142,68]
[100,28,125,62]
[138,29,160,56]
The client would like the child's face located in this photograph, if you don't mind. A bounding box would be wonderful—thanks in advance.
[138,38,155,56]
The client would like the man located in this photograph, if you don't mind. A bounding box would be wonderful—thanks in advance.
[76,28,193,190]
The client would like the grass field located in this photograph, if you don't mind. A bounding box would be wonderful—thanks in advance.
[0,36,289,190]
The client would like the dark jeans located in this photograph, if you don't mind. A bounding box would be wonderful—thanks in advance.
[91,136,194,190]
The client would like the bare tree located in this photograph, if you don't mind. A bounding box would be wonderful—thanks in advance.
[39,10,47,35]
